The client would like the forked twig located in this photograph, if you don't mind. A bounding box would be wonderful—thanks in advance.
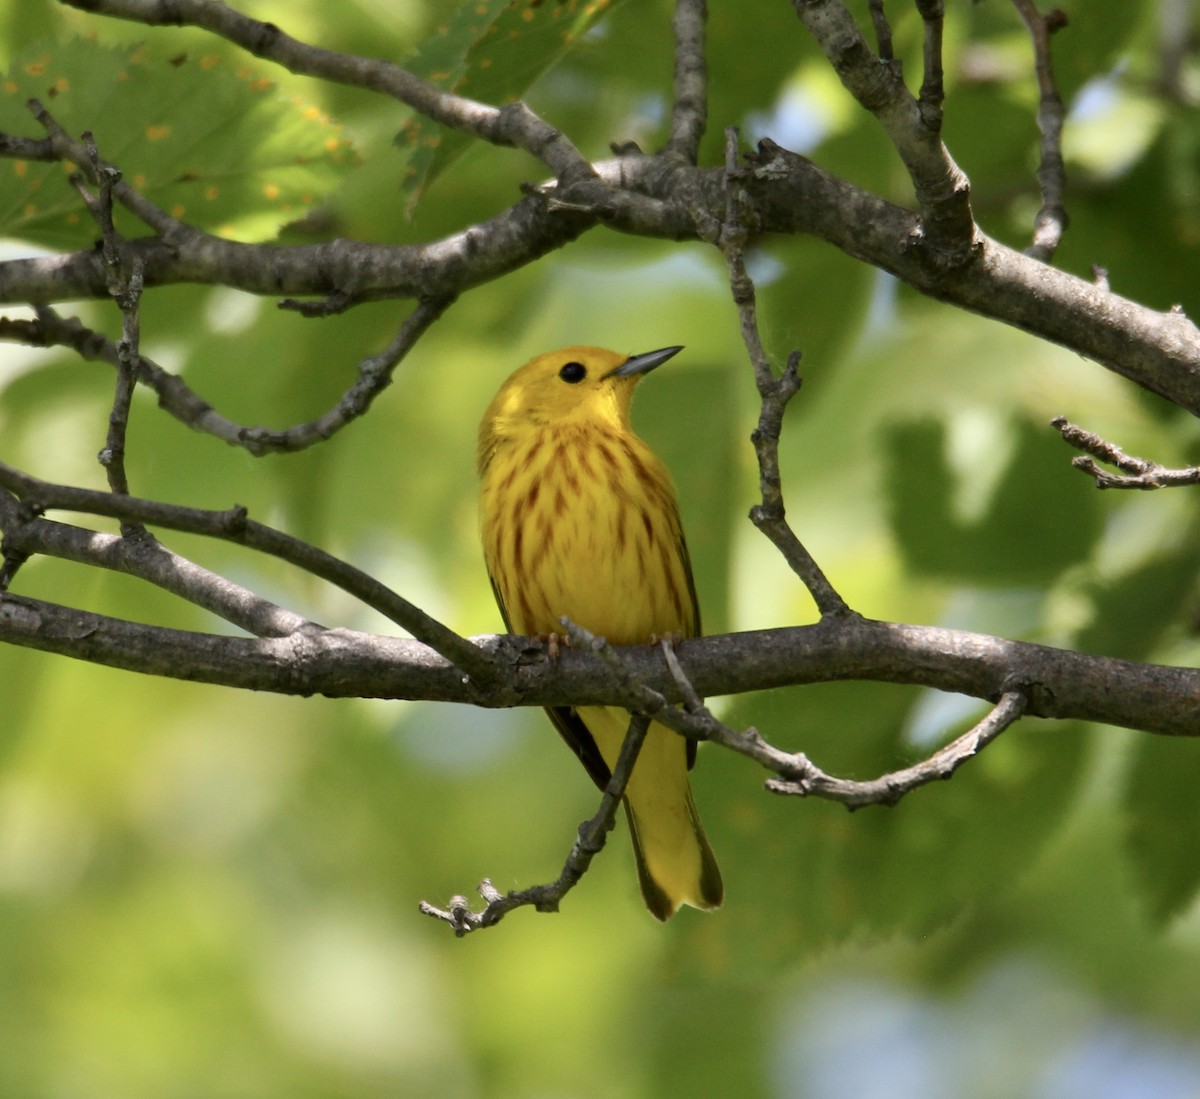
[764,691,1028,805]
[659,646,1030,809]
[1052,417,1200,490]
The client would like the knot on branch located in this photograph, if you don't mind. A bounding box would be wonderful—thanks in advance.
[905,216,982,280]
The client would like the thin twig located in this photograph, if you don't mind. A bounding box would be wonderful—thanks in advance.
[32,99,193,244]
[0,131,57,160]
[1052,417,1200,490]
[867,0,894,61]
[914,0,946,131]
[1012,0,1069,261]
[76,131,145,523]
[661,644,1030,808]
[0,461,500,683]
[102,252,144,506]
[666,0,709,162]
[717,128,851,618]
[419,710,650,934]
[0,300,452,456]
[58,0,596,184]
[235,297,453,453]
[568,618,1034,809]
[764,690,1029,805]
[2,308,257,449]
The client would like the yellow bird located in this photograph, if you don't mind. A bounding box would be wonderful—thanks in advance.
[477,345,723,920]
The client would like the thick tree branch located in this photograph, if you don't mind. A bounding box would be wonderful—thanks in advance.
[7,142,1196,415]
[740,141,1200,414]
[1,589,1194,735]
[0,189,607,309]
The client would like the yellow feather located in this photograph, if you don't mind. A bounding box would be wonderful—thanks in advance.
[478,345,722,919]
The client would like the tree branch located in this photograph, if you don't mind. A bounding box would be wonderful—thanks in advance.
[7,134,1195,416]
[7,588,1184,729]
[0,490,317,639]
[914,0,947,132]
[0,462,499,682]
[666,0,709,162]
[0,307,259,451]
[31,98,192,243]
[0,304,453,456]
[790,0,978,265]
[866,0,894,61]
[75,130,146,515]
[740,141,1200,414]
[0,192,598,308]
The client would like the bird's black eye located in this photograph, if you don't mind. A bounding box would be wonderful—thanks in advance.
[559,361,587,384]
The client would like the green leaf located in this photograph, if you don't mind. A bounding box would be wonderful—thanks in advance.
[0,38,356,247]
[396,0,631,210]
[883,416,1105,586]
[1077,548,1200,659]
[1125,735,1200,923]
[692,682,1086,970]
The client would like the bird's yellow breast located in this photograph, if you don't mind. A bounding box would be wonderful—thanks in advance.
[480,421,696,645]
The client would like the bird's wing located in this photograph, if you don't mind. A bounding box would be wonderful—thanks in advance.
[677,527,702,638]
[546,705,613,791]
[675,528,701,770]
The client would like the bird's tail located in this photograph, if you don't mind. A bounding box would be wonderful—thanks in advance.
[625,779,723,921]
[576,707,722,920]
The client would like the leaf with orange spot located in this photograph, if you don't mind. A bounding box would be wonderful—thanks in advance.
[0,38,357,246]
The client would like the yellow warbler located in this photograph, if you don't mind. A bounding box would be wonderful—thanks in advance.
[477,345,723,920]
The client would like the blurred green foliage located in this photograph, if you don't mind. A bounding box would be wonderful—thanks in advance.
[2,1,1200,1097]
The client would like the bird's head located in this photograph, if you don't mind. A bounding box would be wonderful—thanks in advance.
[477,345,682,470]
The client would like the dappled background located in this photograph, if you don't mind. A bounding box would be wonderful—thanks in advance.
[2,0,1200,1095]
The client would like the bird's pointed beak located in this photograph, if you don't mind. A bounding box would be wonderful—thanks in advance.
[605,345,684,379]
